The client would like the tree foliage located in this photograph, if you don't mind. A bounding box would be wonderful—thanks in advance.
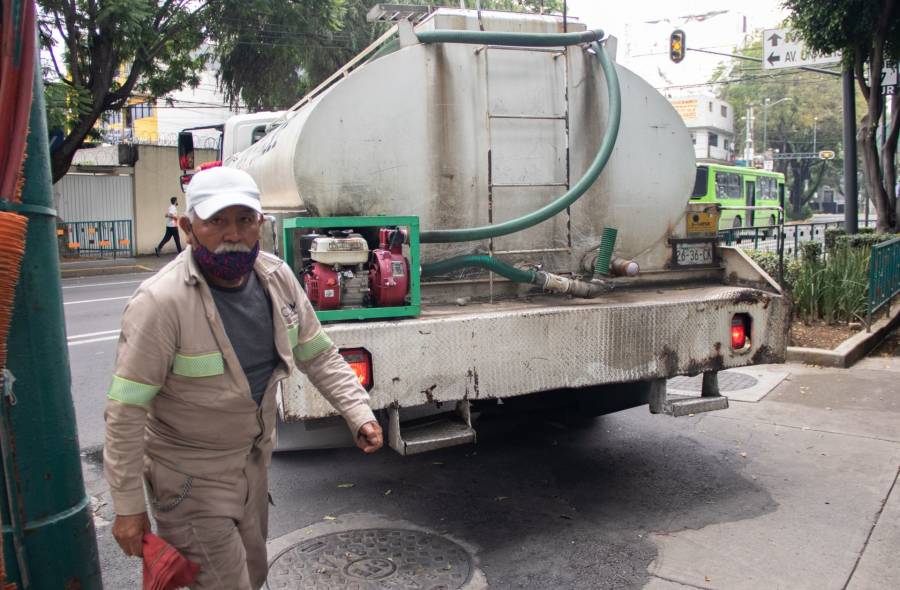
[38,0,209,182]
[785,0,900,232]
[711,37,848,218]
[209,0,566,112]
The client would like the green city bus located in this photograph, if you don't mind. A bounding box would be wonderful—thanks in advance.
[690,163,785,229]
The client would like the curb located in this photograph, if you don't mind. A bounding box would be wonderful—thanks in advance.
[786,305,900,368]
[60,264,154,278]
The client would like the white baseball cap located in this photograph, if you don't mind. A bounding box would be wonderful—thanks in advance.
[186,166,262,220]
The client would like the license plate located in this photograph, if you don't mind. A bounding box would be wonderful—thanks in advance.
[675,242,714,266]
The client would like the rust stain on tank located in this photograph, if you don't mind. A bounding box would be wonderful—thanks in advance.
[421,384,437,403]
[659,346,679,377]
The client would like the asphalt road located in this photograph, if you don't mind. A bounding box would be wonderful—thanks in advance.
[65,272,900,590]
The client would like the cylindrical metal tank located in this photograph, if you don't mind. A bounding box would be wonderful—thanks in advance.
[229,9,695,272]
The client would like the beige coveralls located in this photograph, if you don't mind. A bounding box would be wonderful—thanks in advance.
[103,248,376,589]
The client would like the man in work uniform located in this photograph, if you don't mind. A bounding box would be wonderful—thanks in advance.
[104,166,384,589]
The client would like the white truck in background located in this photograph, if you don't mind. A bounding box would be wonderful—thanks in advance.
[178,5,789,455]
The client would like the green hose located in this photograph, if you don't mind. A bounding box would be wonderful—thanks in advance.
[417,35,621,244]
[416,28,604,48]
[594,227,618,275]
[422,254,536,283]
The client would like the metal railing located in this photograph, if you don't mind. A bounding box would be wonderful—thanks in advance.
[718,219,878,259]
[867,236,900,329]
[57,220,134,258]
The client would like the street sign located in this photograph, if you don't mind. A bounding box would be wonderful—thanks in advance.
[881,65,899,95]
[763,29,841,70]
[819,150,836,160]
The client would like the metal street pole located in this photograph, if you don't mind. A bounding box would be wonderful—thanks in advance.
[0,45,102,587]
[813,116,818,153]
[842,66,858,233]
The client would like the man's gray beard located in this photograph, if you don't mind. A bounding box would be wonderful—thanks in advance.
[214,242,253,254]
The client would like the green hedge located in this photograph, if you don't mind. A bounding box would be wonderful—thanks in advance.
[835,233,900,249]
[747,250,800,289]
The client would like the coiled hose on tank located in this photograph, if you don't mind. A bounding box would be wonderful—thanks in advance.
[415,30,622,294]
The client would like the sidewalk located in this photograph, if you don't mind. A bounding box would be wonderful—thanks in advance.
[59,251,179,278]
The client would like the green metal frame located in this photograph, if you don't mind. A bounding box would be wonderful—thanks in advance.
[867,236,900,328]
[282,216,420,322]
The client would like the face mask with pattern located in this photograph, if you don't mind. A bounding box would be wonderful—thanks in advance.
[192,240,260,282]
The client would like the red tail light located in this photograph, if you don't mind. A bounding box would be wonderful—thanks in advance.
[731,314,750,350]
[199,160,222,171]
[179,154,194,170]
[339,348,373,391]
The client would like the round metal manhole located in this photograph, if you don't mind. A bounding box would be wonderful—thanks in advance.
[266,528,472,589]
[668,371,759,393]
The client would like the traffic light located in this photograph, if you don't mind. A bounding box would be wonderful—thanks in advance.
[669,29,686,63]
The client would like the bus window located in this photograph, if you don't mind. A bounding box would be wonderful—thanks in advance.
[715,171,741,200]
[691,166,709,198]
[758,177,777,200]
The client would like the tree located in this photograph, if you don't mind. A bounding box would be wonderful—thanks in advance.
[710,38,846,219]
[785,0,900,232]
[210,0,566,112]
[38,0,210,182]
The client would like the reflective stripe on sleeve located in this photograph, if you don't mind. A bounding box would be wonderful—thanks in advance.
[107,375,160,405]
[172,352,225,377]
[294,330,333,362]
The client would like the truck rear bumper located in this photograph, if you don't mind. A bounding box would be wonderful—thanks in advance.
[281,283,789,422]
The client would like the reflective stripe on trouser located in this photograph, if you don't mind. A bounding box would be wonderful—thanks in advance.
[145,449,270,590]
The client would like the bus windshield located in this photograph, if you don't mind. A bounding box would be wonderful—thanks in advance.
[691,166,708,198]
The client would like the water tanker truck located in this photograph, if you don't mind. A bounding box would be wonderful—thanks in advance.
[179,5,789,454]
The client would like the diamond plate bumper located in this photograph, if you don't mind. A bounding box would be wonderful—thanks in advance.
[281,284,788,422]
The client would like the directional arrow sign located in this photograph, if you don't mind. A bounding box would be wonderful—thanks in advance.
[763,28,841,70]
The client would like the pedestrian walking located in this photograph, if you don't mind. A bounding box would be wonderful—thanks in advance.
[104,166,383,589]
[155,196,182,255]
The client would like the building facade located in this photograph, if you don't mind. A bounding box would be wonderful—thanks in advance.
[668,95,735,164]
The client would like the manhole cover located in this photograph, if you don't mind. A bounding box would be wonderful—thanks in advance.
[266,528,472,589]
[668,371,759,393]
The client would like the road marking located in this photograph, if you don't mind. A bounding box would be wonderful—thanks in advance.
[68,334,120,346]
[64,296,131,306]
[68,329,121,340]
[62,279,143,289]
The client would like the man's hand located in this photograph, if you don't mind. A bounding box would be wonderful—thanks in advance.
[356,421,383,454]
[112,512,152,558]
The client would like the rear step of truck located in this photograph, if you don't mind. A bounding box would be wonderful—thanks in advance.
[388,401,476,455]
[649,373,729,417]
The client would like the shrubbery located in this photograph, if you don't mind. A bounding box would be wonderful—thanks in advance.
[749,232,899,324]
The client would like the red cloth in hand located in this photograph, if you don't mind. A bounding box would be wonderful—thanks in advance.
[143,533,201,590]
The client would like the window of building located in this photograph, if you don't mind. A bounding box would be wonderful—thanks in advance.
[721,105,727,117]
[691,133,696,145]
[129,102,154,120]
[709,102,713,112]
[708,133,719,147]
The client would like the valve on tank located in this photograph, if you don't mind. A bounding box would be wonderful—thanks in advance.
[302,230,370,310]
[368,227,410,307]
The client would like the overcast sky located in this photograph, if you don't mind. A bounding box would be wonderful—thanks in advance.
[564,0,791,95]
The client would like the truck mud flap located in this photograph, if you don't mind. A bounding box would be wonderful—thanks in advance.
[388,401,476,455]
[647,375,729,417]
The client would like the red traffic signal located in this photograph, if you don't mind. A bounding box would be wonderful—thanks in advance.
[669,29,686,63]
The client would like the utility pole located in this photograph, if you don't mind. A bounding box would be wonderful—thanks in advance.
[744,106,755,161]
[1,41,102,588]
[842,67,858,233]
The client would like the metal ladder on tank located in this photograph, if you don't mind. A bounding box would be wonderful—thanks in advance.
[481,43,573,301]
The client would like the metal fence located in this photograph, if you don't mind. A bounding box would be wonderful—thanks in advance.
[57,220,134,258]
[718,219,878,258]
[867,236,900,328]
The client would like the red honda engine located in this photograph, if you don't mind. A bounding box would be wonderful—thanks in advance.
[368,228,409,307]
[303,262,341,310]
